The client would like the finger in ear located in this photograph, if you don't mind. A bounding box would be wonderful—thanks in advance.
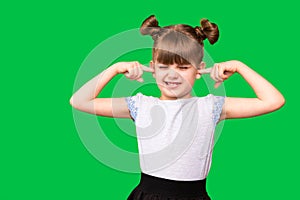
[198,61,205,70]
[150,60,156,78]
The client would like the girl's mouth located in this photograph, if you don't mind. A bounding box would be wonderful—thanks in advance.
[164,81,181,88]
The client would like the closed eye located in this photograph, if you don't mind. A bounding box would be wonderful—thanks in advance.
[178,66,189,70]
[158,65,168,69]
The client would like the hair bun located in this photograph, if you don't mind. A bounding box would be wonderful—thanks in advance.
[195,19,219,45]
[140,15,161,40]
[195,26,207,40]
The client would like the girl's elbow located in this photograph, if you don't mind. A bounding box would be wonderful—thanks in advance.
[69,96,79,108]
[69,96,74,106]
[276,96,286,109]
[268,96,285,112]
[69,96,84,110]
[276,93,285,108]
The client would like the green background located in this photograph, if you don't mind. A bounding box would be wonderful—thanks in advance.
[1,0,299,199]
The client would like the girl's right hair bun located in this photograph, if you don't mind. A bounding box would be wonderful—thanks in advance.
[140,15,161,40]
[197,18,219,45]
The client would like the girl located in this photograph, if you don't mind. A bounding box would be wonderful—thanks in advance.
[70,15,285,200]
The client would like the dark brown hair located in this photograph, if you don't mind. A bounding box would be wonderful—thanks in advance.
[140,15,219,67]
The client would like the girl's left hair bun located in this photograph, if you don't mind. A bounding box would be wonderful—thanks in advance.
[140,15,161,40]
[195,19,219,45]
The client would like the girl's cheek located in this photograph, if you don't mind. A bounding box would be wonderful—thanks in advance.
[156,70,167,77]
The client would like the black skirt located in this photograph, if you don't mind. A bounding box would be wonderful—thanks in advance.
[127,173,211,200]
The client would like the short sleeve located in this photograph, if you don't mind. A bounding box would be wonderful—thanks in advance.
[212,95,225,125]
[125,93,142,121]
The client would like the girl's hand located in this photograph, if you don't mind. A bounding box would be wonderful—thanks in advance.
[199,61,238,88]
[114,61,154,82]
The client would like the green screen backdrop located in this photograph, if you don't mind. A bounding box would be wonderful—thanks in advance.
[1,0,299,199]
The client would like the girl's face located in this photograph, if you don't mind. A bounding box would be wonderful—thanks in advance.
[150,61,205,100]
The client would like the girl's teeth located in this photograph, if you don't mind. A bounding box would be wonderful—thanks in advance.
[166,82,179,86]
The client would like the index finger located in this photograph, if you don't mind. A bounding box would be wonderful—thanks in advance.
[141,65,154,73]
[199,68,212,74]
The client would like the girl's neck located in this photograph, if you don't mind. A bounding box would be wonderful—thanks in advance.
[159,93,193,101]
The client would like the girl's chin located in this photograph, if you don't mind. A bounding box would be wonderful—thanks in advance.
[160,91,192,100]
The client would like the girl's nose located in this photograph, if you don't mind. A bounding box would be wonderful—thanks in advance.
[167,69,179,79]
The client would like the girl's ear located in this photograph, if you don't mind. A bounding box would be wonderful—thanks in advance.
[196,62,206,79]
[150,60,156,78]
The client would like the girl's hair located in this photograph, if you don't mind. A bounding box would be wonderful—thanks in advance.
[140,15,219,67]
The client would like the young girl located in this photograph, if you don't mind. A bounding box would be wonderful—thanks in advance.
[70,15,285,200]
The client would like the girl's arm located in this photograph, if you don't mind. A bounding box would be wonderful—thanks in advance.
[69,61,153,117]
[200,60,285,120]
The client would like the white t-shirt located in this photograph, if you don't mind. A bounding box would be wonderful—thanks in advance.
[126,93,225,181]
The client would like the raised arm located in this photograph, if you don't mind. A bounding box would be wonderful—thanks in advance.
[199,60,285,120]
[69,61,153,117]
